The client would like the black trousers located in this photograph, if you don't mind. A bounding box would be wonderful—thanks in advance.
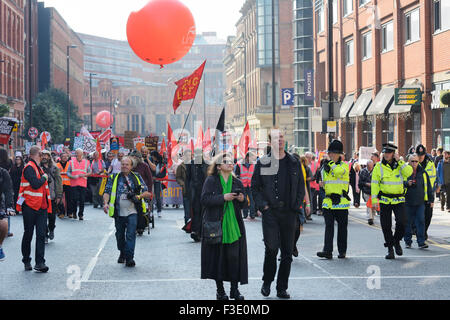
[311,188,319,214]
[71,186,86,218]
[191,193,203,235]
[261,208,297,292]
[380,203,406,247]
[424,203,433,239]
[322,209,348,254]
[47,200,57,236]
[21,204,47,265]
[61,185,72,216]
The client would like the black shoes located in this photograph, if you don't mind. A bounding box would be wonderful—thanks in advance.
[118,255,125,264]
[24,262,32,271]
[293,246,298,257]
[419,243,429,249]
[49,231,54,240]
[79,216,84,221]
[317,251,332,259]
[125,260,136,267]
[190,233,201,242]
[261,283,271,297]
[230,288,245,300]
[276,290,291,299]
[385,247,395,260]
[394,242,403,256]
[34,263,49,273]
[338,253,346,259]
[368,219,374,225]
[216,290,229,300]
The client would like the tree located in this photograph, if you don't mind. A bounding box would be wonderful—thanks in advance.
[25,88,83,144]
[0,104,9,117]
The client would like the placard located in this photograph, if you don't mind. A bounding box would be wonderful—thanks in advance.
[145,136,159,151]
[358,146,377,166]
[124,131,138,149]
[0,118,16,144]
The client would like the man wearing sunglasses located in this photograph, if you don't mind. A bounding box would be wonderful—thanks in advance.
[371,143,413,259]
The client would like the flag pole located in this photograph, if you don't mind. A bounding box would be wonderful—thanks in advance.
[177,94,198,146]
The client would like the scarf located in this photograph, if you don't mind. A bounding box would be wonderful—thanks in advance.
[220,174,241,244]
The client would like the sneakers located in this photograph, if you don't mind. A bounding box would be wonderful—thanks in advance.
[157,211,162,218]
[24,262,32,271]
[58,214,65,219]
[0,248,5,261]
[34,263,49,273]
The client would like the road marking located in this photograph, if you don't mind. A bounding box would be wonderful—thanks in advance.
[305,254,450,258]
[81,275,450,284]
[81,222,115,282]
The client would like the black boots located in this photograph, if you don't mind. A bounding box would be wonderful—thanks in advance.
[230,282,244,300]
[385,247,395,259]
[394,242,403,256]
[317,251,333,259]
[216,281,229,300]
[261,282,271,297]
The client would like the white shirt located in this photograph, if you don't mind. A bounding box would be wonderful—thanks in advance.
[111,158,122,174]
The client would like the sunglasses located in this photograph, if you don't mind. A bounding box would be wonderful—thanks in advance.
[410,160,418,163]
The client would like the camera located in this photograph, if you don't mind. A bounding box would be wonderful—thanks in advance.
[410,179,417,188]
[232,188,243,195]
[126,192,141,205]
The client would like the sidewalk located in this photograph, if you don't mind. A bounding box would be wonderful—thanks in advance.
[349,199,450,245]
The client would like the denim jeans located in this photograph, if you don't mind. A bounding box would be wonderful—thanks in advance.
[404,204,426,246]
[115,213,138,261]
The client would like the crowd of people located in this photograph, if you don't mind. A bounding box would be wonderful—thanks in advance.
[0,127,446,300]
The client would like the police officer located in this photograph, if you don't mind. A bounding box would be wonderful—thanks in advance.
[317,140,350,259]
[416,144,436,240]
[371,143,413,259]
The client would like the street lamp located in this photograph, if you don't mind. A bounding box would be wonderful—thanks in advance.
[89,73,97,130]
[271,0,276,126]
[66,44,77,138]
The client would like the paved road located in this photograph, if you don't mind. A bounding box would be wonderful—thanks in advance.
[2,203,450,300]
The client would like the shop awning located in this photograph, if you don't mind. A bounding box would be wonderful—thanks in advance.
[348,91,373,117]
[366,88,395,116]
[339,94,355,118]
[389,83,422,114]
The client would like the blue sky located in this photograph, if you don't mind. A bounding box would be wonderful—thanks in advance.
[43,0,243,41]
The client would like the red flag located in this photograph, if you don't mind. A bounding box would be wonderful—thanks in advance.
[98,128,112,143]
[167,122,176,168]
[202,127,212,154]
[194,125,203,150]
[173,60,206,113]
[190,138,194,154]
[41,132,48,148]
[238,122,251,160]
[160,138,166,156]
[96,139,103,171]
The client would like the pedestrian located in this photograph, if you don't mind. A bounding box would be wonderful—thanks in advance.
[103,157,152,267]
[67,149,92,220]
[292,154,310,257]
[359,160,375,225]
[349,152,360,208]
[148,150,167,218]
[41,150,63,243]
[189,148,208,242]
[300,155,313,221]
[435,147,444,203]
[200,152,248,300]
[175,149,192,225]
[431,149,437,162]
[371,152,380,164]
[314,155,329,216]
[371,143,413,259]
[0,148,13,237]
[0,164,14,260]
[416,145,437,240]
[404,153,433,249]
[56,153,72,218]
[10,152,24,215]
[104,152,115,172]
[108,151,124,175]
[234,151,256,219]
[436,151,450,211]
[316,140,351,260]
[251,128,305,299]
[17,146,52,272]
[89,151,106,209]
[308,153,320,215]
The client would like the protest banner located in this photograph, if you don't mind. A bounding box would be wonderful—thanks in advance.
[162,173,183,205]
[359,146,377,166]
[133,137,145,151]
[145,136,159,152]
[124,131,138,149]
[0,118,17,144]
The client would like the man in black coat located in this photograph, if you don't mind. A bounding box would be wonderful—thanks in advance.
[251,129,305,299]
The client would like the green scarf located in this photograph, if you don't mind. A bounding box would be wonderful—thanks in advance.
[220,174,241,244]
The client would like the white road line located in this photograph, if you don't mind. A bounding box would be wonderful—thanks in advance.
[305,254,450,258]
[81,222,115,282]
[81,275,450,284]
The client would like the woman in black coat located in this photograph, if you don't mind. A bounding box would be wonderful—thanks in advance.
[201,152,248,300]
[9,154,24,213]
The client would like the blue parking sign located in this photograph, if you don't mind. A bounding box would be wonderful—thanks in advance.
[282,88,294,106]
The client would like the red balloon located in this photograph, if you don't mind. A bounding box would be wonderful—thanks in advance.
[126,0,196,67]
[96,111,113,128]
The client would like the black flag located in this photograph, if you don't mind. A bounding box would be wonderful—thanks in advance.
[216,108,225,132]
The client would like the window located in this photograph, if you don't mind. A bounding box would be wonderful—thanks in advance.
[405,8,420,43]
[381,21,394,52]
[434,0,450,32]
[362,31,372,59]
[332,0,338,24]
[316,6,324,34]
[360,0,370,6]
[345,39,354,66]
[343,0,353,16]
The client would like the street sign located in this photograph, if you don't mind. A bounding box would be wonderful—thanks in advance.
[282,88,294,107]
[28,127,39,139]
[304,69,314,101]
[40,131,51,142]
[327,121,337,133]
[394,88,422,105]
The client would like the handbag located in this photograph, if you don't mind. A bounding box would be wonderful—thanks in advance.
[202,207,224,245]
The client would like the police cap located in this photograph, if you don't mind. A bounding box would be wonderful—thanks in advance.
[382,143,397,153]
[327,140,344,154]
[415,144,427,156]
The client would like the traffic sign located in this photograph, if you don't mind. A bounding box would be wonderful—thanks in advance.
[40,131,51,142]
[395,88,422,106]
[28,127,39,139]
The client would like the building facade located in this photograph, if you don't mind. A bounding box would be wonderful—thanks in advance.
[313,0,450,156]
[80,32,226,138]
[0,0,26,148]
[224,0,295,147]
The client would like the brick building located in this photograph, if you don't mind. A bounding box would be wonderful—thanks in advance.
[0,0,26,148]
[313,0,450,157]
[224,0,295,147]
[38,2,84,128]
[80,32,225,138]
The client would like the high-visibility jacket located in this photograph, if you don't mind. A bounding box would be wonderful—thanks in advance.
[68,159,90,188]
[322,161,350,210]
[371,160,413,204]
[421,159,437,191]
[310,161,320,190]
[238,163,254,188]
[57,162,71,186]
[16,160,52,213]
[108,172,147,218]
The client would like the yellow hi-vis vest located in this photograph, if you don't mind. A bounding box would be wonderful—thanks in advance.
[322,161,350,210]
[108,172,147,218]
[421,160,437,191]
[371,160,413,204]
